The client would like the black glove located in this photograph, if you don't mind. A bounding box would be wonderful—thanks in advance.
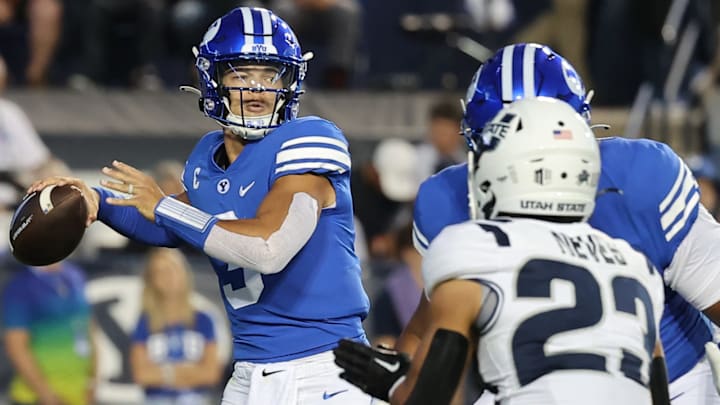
[333,339,410,401]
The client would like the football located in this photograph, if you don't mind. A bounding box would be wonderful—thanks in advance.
[9,184,87,266]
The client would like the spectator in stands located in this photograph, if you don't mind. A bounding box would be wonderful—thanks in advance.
[369,222,422,348]
[0,57,69,255]
[2,261,96,405]
[416,99,465,180]
[0,55,52,209]
[269,0,362,88]
[508,0,589,88]
[130,248,222,405]
[79,0,164,89]
[587,0,717,105]
[165,0,236,85]
[351,138,419,259]
[0,0,62,87]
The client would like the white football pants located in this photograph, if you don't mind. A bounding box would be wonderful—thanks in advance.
[221,350,377,405]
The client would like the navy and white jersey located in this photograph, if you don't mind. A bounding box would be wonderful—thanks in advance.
[132,310,216,401]
[413,137,717,382]
[423,219,664,405]
[183,116,369,363]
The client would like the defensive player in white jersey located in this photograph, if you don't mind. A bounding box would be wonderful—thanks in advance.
[29,7,374,405]
[348,43,720,404]
[335,98,668,404]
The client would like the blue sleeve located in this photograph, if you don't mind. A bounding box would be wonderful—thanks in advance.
[269,118,351,184]
[413,166,470,254]
[195,311,216,341]
[131,314,151,343]
[95,187,182,247]
[632,141,700,268]
[596,138,700,269]
[2,280,29,329]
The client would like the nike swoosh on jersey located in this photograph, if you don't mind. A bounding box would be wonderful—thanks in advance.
[239,181,256,197]
[261,369,285,377]
[373,357,400,372]
[322,389,348,400]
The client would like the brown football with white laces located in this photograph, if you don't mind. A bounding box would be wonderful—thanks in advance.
[9,184,87,266]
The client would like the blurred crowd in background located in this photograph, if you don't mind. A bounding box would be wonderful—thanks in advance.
[1,0,720,404]
[0,0,715,96]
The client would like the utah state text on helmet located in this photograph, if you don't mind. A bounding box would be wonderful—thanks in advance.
[468,97,600,222]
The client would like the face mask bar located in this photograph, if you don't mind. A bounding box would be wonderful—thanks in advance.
[215,60,297,133]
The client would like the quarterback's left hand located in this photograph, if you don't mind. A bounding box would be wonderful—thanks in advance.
[100,160,166,221]
[333,339,410,401]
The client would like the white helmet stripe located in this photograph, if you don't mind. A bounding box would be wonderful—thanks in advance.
[259,8,273,45]
[522,45,536,97]
[241,7,255,45]
[501,45,514,102]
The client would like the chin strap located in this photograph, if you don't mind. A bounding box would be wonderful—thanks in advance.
[468,150,479,220]
[179,85,201,95]
[221,96,282,140]
[590,123,611,131]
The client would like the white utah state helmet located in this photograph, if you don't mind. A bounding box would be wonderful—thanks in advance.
[469,97,600,221]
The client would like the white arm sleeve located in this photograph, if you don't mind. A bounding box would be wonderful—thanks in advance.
[203,192,319,274]
[664,204,720,310]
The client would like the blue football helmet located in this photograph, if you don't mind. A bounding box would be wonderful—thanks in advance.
[194,7,307,140]
[462,43,591,150]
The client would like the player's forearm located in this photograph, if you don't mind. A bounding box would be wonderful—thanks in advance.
[155,193,318,273]
[391,329,470,405]
[395,296,431,356]
[95,187,181,247]
[394,331,421,359]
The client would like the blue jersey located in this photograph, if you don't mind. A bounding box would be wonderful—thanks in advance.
[132,311,215,400]
[413,137,710,382]
[183,116,369,362]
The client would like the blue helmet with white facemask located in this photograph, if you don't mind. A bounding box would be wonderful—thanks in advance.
[462,43,591,150]
[194,7,308,140]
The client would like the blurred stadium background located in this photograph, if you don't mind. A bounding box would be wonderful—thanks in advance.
[0,0,719,404]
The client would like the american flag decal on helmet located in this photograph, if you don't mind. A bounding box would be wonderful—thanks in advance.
[553,129,573,140]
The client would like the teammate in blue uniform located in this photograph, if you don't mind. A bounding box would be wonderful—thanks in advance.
[29,7,373,405]
[404,44,720,404]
